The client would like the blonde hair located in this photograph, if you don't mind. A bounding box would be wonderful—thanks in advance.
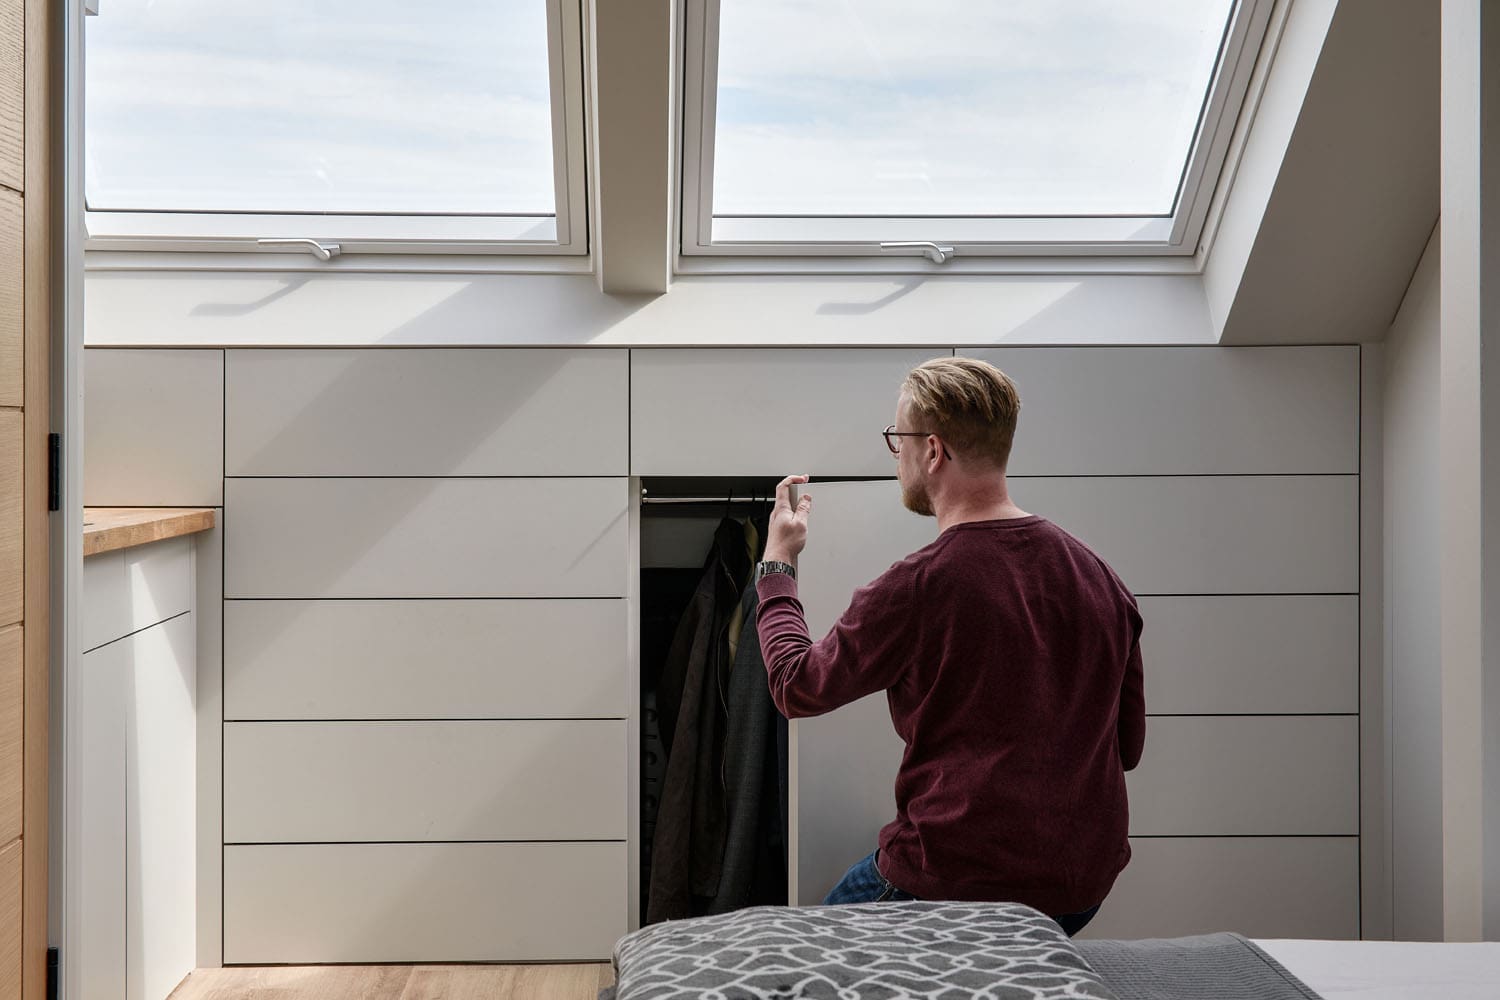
[901,357,1021,468]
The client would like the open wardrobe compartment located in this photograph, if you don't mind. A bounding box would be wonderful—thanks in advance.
[637,477,787,926]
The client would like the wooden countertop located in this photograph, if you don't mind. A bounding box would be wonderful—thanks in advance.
[83,507,216,557]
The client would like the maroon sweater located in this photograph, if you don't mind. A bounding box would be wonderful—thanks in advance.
[756,515,1145,915]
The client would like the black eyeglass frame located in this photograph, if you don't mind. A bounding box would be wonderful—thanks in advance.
[883,424,953,460]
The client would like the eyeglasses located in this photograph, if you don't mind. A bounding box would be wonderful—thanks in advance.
[883,425,953,460]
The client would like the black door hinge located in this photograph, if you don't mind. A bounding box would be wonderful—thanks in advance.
[46,947,58,1000]
[47,433,60,512]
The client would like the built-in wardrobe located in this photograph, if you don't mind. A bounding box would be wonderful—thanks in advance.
[76,343,1372,973]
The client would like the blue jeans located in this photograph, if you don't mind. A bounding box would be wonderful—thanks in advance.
[822,851,1102,937]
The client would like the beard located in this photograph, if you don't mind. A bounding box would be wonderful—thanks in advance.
[901,474,935,517]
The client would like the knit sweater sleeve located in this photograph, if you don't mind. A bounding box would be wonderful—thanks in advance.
[755,564,917,719]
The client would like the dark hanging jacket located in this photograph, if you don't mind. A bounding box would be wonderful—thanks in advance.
[647,519,752,923]
[704,580,787,914]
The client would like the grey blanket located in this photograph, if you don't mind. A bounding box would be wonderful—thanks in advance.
[1076,934,1322,1000]
[601,905,1327,1000]
[608,901,1117,999]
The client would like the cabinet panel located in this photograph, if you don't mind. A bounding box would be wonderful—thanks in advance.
[224,721,627,843]
[1016,476,1358,594]
[82,538,193,653]
[84,350,224,506]
[1127,716,1359,836]
[630,349,940,476]
[226,349,628,476]
[1139,596,1357,714]
[1080,837,1359,940]
[225,599,628,719]
[126,614,196,1000]
[226,477,629,598]
[224,843,628,962]
[971,347,1358,475]
[76,640,127,1000]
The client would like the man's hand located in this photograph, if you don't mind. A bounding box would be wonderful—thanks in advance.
[765,474,812,566]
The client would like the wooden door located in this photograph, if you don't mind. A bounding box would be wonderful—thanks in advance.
[787,479,935,905]
[1,0,50,996]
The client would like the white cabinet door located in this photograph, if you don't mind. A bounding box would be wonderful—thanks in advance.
[970,347,1358,476]
[1079,837,1360,940]
[224,843,628,963]
[226,349,628,476]
[630,349,938,476]
[126,614,197,1000]
[226,477,630,598]
[84,349,224,506]
[76,641,127,1000]
[788,479,934,905]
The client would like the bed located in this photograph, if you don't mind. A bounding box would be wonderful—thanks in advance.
[603,902,1500,1000]
[1255,939,1500,1000]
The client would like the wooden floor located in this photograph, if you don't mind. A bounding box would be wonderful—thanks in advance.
[166,963,615,1000]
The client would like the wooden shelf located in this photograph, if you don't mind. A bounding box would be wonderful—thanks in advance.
[83,508,215,558]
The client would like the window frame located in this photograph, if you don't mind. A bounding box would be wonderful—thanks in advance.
[82,0,590,259]
[678,0,1275,268]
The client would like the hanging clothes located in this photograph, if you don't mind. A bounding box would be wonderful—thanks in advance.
[647,518,753,923]
[705,576,788,914]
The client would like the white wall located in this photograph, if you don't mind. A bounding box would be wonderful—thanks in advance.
[1383,226,1442,940]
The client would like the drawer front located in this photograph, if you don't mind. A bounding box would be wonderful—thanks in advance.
[226,349,628,476]
[970,347,1358,476]
[1127,716,1358,836]
[1081,837,1359,940]
[630,348,940,476]
[224,721,627,842]
[1139,596,1357,714]
[84,349,224,506]
[224,842,628,962]
[1016,476,1358,594]
[225,599,628,719]
[225,477,629,598]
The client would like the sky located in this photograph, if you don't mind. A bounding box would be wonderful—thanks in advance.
[713,0,1234,217]
[85,0,558,215]
[85,0,1234,222]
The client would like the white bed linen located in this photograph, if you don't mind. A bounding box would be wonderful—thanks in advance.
[1256,938,1500,1000]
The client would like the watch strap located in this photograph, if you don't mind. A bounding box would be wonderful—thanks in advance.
[755,559,797,582]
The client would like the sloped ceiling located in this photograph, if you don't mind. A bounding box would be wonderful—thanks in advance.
[1212,0,1438,344]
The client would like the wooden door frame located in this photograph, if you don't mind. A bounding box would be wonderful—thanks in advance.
[21,0,52,998]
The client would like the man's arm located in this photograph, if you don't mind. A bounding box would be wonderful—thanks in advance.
[756,568,916,719]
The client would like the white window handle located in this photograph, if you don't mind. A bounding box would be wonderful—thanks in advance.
[256,239,342,261]
[879,241,955,265]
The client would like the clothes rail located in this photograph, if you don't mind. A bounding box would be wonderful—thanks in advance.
[639,495,773,505]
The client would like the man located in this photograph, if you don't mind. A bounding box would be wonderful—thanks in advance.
[754,357,1145,937]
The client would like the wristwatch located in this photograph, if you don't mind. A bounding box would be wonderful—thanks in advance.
[754,560,797,584]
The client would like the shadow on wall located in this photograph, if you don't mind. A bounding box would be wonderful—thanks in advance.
[102,266,1218,349]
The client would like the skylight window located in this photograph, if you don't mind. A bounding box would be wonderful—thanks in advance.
[84,0,586,255]
[681,0,1272,262]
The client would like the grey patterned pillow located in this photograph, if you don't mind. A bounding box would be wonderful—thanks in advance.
[611,900,1120,999]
